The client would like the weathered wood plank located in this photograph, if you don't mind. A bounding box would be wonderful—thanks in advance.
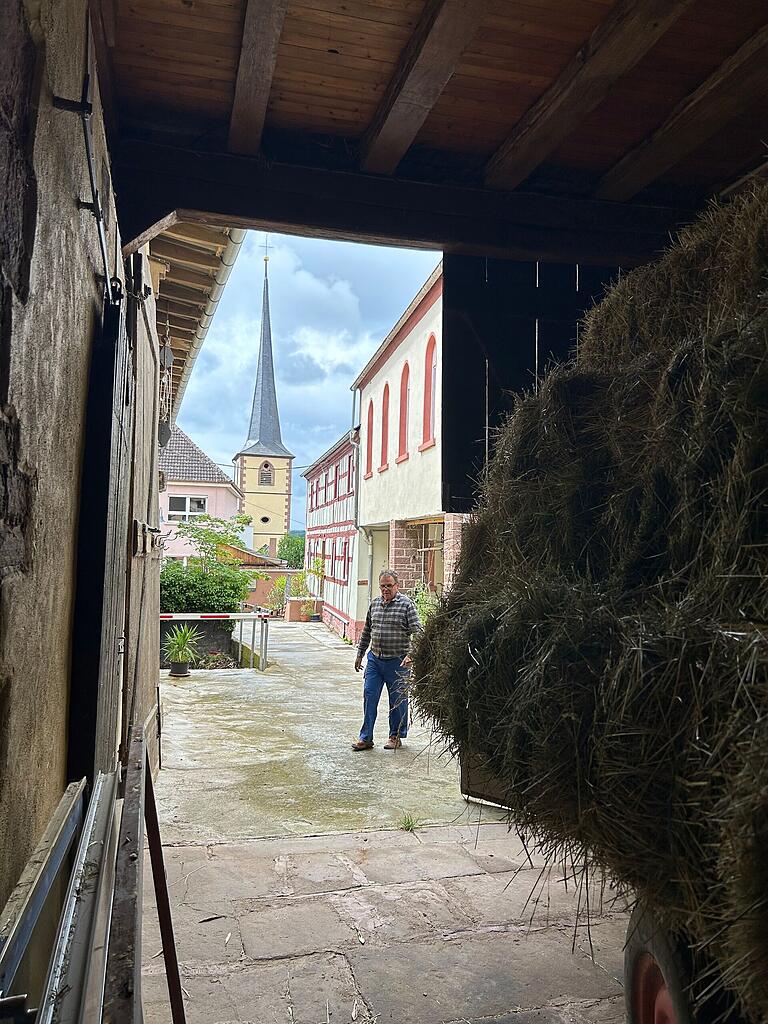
[150,237,221,269]
[359,0,486,175]
[596,23,768,200]
[116,140,694,266]
[228,0,289,155]
[484,0,693,190]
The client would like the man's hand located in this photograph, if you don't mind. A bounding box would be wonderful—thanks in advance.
[354,656,363,672]
[400,655,413,669]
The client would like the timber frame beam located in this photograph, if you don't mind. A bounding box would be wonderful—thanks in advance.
[228,0,289,156]
[484,0,694,191]
[115,141,693,266]
[596,24,768,201]
[359,0,486,176]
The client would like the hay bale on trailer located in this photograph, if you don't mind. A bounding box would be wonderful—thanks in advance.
[412,186,768,1022]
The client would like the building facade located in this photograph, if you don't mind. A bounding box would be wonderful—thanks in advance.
[233,254,293,557]
[159,426,245,561]
[353,265,467,600]
[303,430,366,641]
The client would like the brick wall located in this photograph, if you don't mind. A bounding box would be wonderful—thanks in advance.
[388,519,421,591]
[443,513,469,592]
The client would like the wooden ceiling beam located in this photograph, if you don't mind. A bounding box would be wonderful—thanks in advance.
[228,0,289,155]
[165,223,230,248]
[484,0,693,191]
[156,299,205,321]
[116,141,695,267]
[359,0,486,176]
[596,24,768,201]
[159,281,212,306]
[150,237,221,270]
[164,264,216,291]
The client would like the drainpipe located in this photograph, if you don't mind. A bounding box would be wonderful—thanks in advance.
[172,227,247,419]
[349,385,372,606]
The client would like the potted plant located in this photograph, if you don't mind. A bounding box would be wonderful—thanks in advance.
[300,599,315,622]
[162,624,202,678]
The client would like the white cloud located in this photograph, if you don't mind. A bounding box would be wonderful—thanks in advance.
[178,231,440,530]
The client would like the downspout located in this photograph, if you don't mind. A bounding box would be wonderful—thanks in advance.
[171,227,247,420]
[350,384,373,606]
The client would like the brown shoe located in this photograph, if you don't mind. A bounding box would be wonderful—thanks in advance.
[351,739,374,751]
[383,736,402,750]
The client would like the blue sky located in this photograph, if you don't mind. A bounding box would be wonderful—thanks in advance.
[177,232,441,530]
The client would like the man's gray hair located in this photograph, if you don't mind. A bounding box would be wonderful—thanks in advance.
[378,568,399,582]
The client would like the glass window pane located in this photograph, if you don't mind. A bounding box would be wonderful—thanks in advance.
[168,496,187,511]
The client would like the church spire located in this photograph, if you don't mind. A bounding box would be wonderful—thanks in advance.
[239,248,293,459]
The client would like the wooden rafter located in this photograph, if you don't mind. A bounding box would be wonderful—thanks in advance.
[228,0,289,156]
[150,237,221,271]
[484,0,693,191]
[359,0,486,175]
[596,24,768,201]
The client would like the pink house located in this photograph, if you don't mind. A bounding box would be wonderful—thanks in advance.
[159,426,246,561]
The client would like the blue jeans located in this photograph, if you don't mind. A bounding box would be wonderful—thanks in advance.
[359,653,409,743]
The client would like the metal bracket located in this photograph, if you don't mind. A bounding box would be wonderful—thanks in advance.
[0,993,36,1023]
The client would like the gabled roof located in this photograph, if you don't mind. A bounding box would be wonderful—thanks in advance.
[302,429,358,479]
[352,265,442,391]
[159,425,239,488]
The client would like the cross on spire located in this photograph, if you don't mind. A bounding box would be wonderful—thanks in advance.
[262,233,271,264]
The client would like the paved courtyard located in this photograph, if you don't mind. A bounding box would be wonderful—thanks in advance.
[143,622,628,1024]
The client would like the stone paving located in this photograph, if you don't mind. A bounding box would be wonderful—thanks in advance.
[143,622,628,1024]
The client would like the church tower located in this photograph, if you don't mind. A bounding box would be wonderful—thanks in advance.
[233,248,293,557]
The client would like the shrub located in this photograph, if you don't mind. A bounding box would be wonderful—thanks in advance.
[160,560,250,613]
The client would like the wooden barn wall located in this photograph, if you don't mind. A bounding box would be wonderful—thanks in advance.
[0,0,159,910]
[441,254,618,514]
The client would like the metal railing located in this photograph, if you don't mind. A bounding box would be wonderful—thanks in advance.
[160,612,270,670]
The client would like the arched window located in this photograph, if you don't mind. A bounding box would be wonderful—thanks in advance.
[398,362,410,460]
[259,461,274,486]
[365,400,374,478]
[422,334,437,447]
[380,383,389,470]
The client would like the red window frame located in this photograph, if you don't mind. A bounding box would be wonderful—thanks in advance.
[365,400,374,478]
[397,361,410,462]
[421,333,437,450]
[380,383,390,471]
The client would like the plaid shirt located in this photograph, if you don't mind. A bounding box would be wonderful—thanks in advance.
[357,592,422,660]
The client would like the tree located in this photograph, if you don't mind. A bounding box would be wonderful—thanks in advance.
[278,532,305,568]
[175,513,253,569]
[161,513,266,613]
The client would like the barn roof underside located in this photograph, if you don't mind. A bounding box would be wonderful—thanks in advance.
[94,0,768,388]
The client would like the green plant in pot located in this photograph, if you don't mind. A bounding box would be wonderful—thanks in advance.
[162,624,202,678]
[300,599,315,622]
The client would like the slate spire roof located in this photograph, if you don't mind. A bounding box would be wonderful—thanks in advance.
[238,256,293,459]
[160,425,239,487]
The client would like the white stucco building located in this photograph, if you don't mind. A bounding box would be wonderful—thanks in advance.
[352,264,467,603]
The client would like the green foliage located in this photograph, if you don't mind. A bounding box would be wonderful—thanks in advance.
[278,532,305,567]
[162,624,202,663]
[174,513,253,569]
[397,811,423,833]
[264,574,288,613]
[308,555,325,595]
[290,570,311,599]
[160,559,251,613]
[301,599,316,617]
[412,582,440,625]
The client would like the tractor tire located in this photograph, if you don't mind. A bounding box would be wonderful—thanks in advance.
[625,902,694,1024]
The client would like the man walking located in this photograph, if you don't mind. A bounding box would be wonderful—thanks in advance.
[352,569,422,751]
